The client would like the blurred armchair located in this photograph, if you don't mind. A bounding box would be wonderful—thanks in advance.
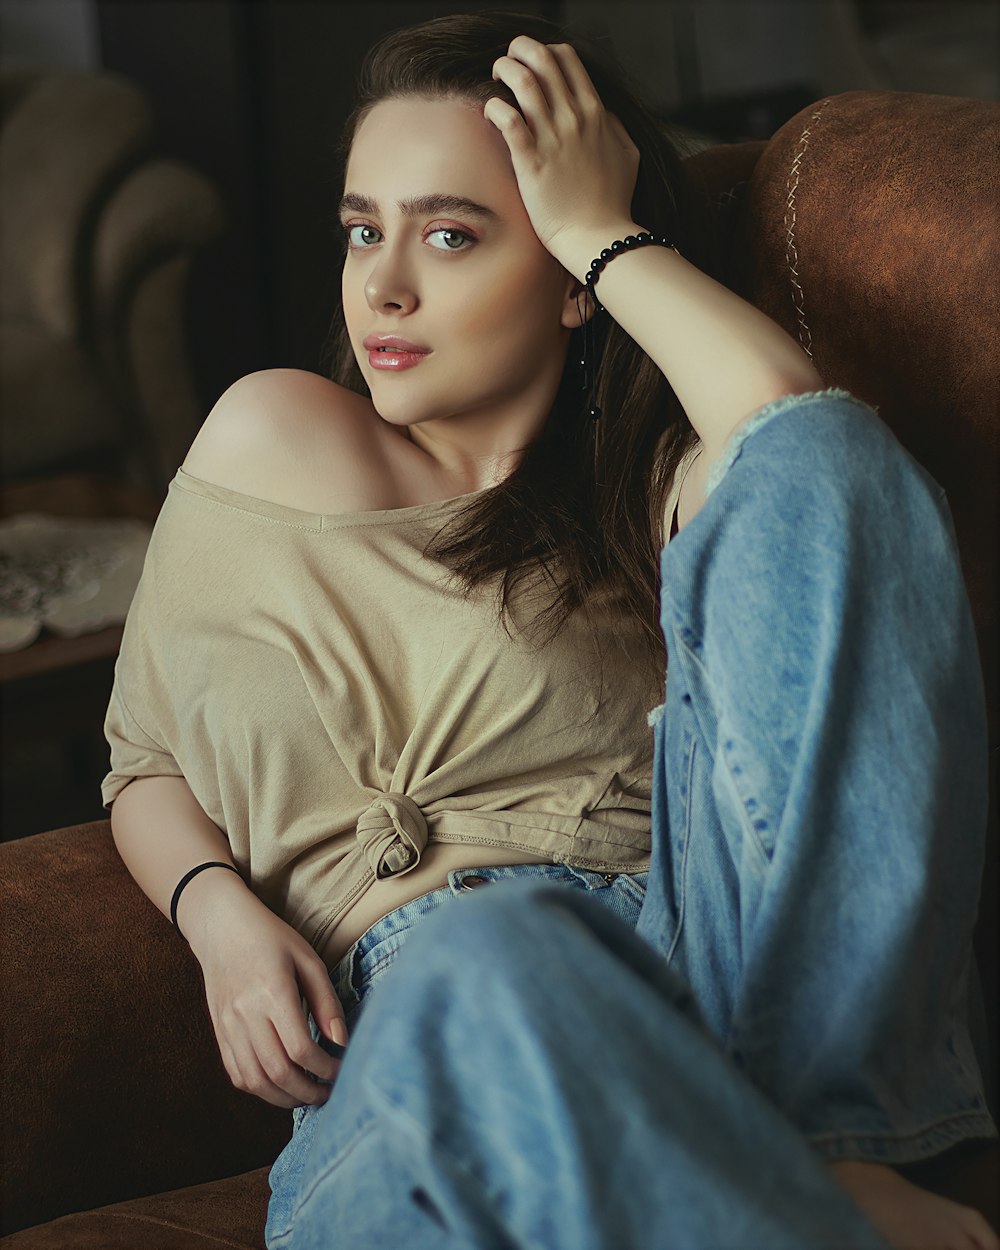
[1,87,997,1248]
[0,69,225,500]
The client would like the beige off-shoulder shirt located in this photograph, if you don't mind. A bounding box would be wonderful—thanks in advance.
[102,467,662,967]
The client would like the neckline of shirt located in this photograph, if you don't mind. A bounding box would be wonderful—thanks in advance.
[173,465,488,529]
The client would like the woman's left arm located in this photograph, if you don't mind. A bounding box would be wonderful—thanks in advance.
[487,37,824,468]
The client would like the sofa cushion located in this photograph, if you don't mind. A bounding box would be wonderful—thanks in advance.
[0,1168,271,1250]
[0,823,289,1233]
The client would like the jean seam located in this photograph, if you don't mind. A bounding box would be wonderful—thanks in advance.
[552,866,598,889]
[360,948,401,983]
[806,1108,999,1164]
[288,1118,382,1228]
[718,740,774,868]
[670,635,772,870]
[664,738,695,966]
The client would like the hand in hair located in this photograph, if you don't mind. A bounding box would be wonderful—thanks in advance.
[484,35,640,260]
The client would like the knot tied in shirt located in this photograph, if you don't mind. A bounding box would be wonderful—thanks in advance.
[356,792,429,879]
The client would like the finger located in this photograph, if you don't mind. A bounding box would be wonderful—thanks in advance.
[224,1028,311,1108]
[483,97,533,155]
[217,1033,244,1093]
[506,37,587,132]
[606,110,639,157]
[505,35,573,111]
[276,1001,342,1084]
[297,954,349,1051]
[492,54,552,135]
[546,42,603,112]
[245,1061,318,1110]
[256,1018,337,1105]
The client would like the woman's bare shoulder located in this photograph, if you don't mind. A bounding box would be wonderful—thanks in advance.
[180,369,402,514]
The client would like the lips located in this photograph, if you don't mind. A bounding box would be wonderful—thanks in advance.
[363,335,430,354]
[363,334,431,373]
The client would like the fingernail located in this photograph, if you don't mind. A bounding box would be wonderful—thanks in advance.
[331,1018,349,1048]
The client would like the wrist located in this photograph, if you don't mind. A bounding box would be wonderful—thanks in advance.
[175,865,256,955]
[550,220,649,284]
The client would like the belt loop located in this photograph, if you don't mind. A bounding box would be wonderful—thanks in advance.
[332,938,362,1013]
[347,939,364,1004]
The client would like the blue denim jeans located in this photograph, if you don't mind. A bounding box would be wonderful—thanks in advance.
[266,390,997,1249]
[266,862,649,1247]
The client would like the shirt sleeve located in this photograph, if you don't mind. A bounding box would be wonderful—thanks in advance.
[101,676,184,809]
[100,527,184,810]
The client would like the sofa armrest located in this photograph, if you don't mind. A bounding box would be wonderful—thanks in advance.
[0,821,288,1234]
[90,158,227,495]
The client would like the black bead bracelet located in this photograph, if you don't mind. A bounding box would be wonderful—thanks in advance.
[579,232,681,422]
[584,232,681,311]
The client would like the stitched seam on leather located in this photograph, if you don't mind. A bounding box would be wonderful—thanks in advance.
[784,97,833,361]
[106,1210,254,1248]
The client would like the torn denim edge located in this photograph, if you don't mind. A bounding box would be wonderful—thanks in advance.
[704,387,872,500]
[647,703,665,728]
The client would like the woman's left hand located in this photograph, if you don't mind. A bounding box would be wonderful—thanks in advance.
[485,36,640,265]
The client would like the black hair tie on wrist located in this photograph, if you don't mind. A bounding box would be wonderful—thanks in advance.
[580,232,682,423]
[170,861,242,940]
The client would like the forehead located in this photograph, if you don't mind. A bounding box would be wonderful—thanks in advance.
[345,96,516,201]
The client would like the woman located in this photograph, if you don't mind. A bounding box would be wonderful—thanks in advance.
[104,11,997,1250]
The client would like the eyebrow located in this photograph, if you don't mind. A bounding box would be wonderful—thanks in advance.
[338,192,499,222]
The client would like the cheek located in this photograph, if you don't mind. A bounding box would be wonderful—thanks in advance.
[342,271,364,330]
[458,258,564,354]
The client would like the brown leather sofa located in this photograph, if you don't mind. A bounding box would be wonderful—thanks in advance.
[2,88,998,1248]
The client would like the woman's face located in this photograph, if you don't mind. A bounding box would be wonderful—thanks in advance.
[340,95,581,475]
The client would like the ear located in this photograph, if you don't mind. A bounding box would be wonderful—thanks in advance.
[559,273,598,330]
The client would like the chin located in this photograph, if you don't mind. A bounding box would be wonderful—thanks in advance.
[366,396,428,429]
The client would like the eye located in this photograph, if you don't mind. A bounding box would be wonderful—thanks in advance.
[426,228,472,252]
[345,224,382,248]
[342,223,473,252]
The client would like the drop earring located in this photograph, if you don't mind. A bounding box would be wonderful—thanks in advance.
[575,288,601,423]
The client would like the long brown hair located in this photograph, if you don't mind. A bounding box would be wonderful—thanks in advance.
[323,10,722,683]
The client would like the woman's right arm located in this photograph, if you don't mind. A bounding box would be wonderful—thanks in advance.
[111,775,347,1108]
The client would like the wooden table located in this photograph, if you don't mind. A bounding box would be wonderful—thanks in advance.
[0,472,161,683]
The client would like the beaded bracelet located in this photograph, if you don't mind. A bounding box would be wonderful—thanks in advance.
[580,232,681,421]
[170,860,243,940]
[584,231,681,312]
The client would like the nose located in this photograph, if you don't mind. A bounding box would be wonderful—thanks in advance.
[364,247,418,316]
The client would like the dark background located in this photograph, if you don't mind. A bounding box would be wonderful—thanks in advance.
[4,0,997,421]
[1,0,997,838]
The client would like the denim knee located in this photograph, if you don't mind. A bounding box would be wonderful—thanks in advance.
[704,388,942,522]
[661,388,977,690]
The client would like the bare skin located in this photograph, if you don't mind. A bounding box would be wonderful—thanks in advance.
[828,1161,998,1250]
